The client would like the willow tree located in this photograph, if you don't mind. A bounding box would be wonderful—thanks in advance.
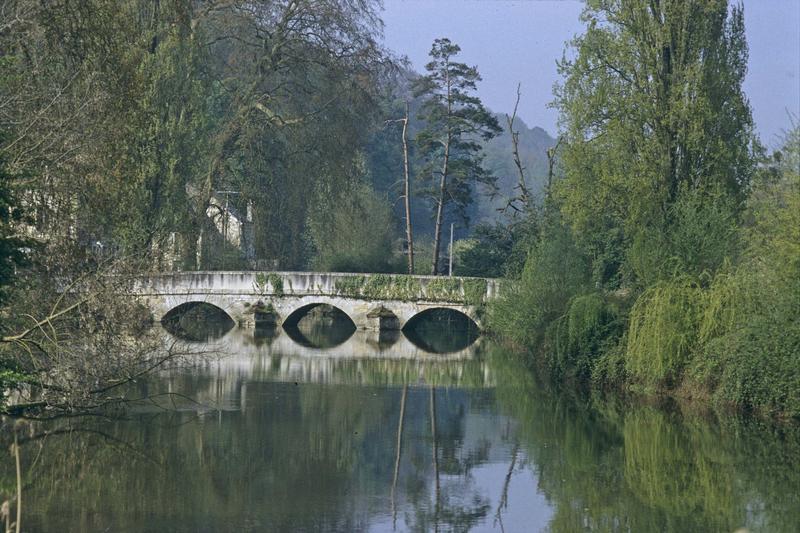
[414,38,501,275]
[554,0,757,285]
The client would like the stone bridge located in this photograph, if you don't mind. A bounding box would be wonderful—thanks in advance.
[133,271,499,331]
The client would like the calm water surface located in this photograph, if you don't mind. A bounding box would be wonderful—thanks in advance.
[10,317,800,532]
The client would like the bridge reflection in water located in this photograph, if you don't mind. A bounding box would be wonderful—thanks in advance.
[156,315,491,413]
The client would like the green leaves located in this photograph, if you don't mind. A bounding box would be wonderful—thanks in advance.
[555,0,756,287]
[412,38,501,273]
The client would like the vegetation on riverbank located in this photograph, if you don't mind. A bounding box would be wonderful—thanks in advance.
[488,2,800,418]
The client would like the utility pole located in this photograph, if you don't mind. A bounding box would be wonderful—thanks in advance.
[448,222,454,277]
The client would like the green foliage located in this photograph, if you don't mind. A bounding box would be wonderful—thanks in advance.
[308,182,398,273]
[363,274,400,299]
[254,272,284,296]
[629,185,740,286]
[334,275,367,296]
[462,279,488,307]
[267,273,284,297]
[688,131,800,415]
[487,2,800,418]
[331,273,487,304]
[488,215,590,348]
[424,277,462,301]
[454,223,514,278]
[625,278,702,387]
[545,292,623,380]
[0,148,30,302]
[334,274,424,301]
[555,0,755,287]
[413,38,501,273]
[0,357,32,401]
[0,0,390,270]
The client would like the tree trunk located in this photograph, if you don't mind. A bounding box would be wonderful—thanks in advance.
[391,384,408,529]
[402,102,414,274]
[507,84,531,212]
[431,62,452,276]
[546,137,562,203]
[430,138,449,275]
[430,385,440,531]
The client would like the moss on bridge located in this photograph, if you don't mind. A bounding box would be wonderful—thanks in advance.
[254,272,284,296]
[333,274,488,306]
[249,271,490,307]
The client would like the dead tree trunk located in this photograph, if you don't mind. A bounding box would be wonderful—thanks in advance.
[546,136,562,202]
[401,102,415,274]
[430,136,450,276]
[431,66,453,276]
[430,385,440,531]
[391,384,408,529]
[505,84,531,213]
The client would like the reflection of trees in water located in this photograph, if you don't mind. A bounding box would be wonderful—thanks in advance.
[489,348,800,533]
[7,382,499,532]
[8,344,798,532]
[398,386,493,533]
[9,384,388,531]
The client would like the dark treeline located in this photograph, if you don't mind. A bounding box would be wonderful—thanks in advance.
[0,1,547,277]
[1,0,393,272]
[488,1,800,418]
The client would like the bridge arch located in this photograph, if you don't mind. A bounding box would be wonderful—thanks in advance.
[282,303,356,329]
[160,301,236,341]
[281,302,357,348]
[402,307,480,354]
[161,301,235,323]
[402,307,479,331]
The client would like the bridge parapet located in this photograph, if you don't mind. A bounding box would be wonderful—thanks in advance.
[133,271,499,305]
[132,271,500,331]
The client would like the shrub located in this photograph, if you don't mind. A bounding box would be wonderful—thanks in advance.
[544,292,623,380]
[625,277,702,388]
[488,216,590,348]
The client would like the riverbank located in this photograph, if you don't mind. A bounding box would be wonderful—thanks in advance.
[487,276,800,422]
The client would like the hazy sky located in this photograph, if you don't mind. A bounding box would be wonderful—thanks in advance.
[381,0,800,148]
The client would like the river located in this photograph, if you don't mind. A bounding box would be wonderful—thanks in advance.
[10,312,800,532]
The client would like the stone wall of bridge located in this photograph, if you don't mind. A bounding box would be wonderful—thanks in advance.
[133,271,499,331]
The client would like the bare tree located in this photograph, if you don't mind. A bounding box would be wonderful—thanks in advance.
[386,101,415,274]
[502,84,533,214]
[546,136,563,202]
[0,258,199,418]
[401,102,415,274]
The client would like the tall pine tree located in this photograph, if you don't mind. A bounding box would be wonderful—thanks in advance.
[413,38,501,275]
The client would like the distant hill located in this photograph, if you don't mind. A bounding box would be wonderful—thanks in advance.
[475,113,557,224]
